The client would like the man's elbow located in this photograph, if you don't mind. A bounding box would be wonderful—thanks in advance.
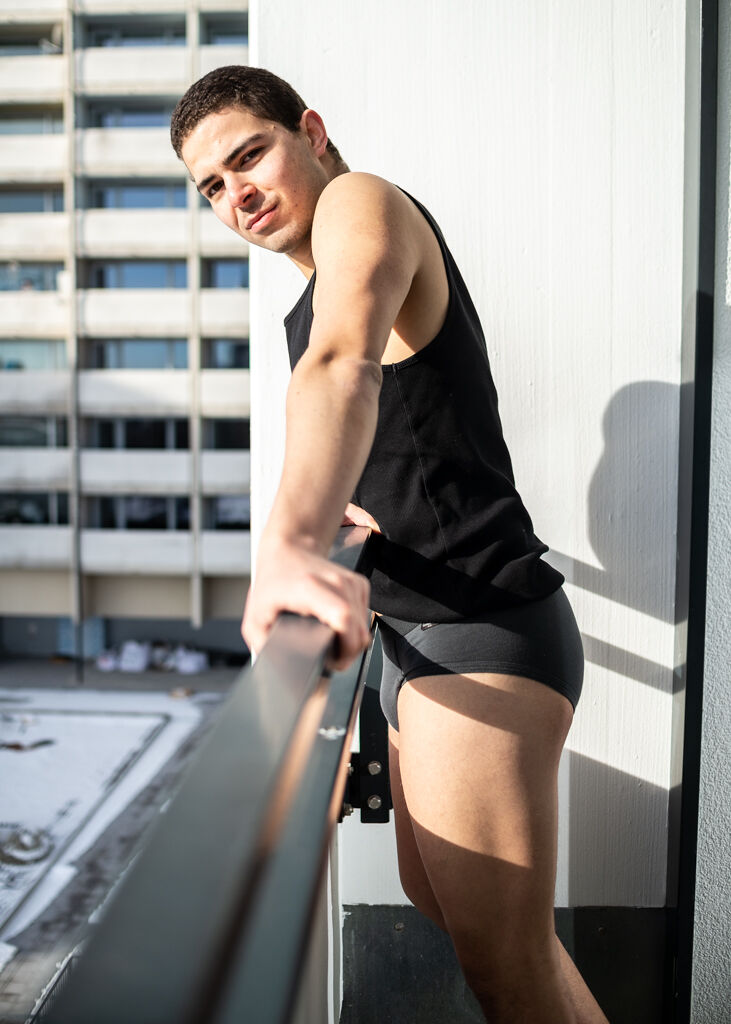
[306,349,383,398]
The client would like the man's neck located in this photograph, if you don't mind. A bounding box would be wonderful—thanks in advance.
[287,159,350,277]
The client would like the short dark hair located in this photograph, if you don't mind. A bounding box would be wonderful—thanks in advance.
[170,64,342,163]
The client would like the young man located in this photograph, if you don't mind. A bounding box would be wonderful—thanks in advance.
[171,66,607,1023]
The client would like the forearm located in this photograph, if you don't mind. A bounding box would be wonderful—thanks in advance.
[261,350,383,556]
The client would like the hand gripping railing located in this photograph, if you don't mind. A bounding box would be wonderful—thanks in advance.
[40,527,381,1024]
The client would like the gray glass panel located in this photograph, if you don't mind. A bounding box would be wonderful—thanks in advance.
[0,263,63,291]
[203,338,250,369]
[0,417,48,446]
[203,259,249,288]
[0,188,64,213]
[0,493,50,524]
[0,340,66,370]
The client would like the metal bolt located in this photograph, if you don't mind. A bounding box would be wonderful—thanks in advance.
[342,803,354,816]
[367,760,382,775]
[367,795,382,810]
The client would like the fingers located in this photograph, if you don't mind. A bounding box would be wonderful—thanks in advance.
[341,502,381,533]
[241,556,371,669]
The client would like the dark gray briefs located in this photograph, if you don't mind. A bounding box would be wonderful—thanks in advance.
[377,587,584,732]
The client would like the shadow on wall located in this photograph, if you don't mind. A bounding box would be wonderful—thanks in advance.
[567,749,670,906]
[550,380,685,693]
[554,381,681,624]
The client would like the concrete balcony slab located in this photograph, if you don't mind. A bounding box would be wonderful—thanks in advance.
[78,370,190,416]
[0,372,71,413]
[0,447,71,489]
[0,212,68,261]
[81,529,193,574]
[200,530,250,576]
[0,292,69,338]
[77,289,190,336]
[199,369,250,418]
[80,449,191,493]
[199,289,248,336]
[0,54,65,102]
[0,135,66,184]
[76,209,188,258]
[200,450,250,494]
[0,525,71,569]
[76,128,180,178]
[75,46,188,96]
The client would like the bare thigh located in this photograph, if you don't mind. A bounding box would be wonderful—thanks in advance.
[392,671,573,1003]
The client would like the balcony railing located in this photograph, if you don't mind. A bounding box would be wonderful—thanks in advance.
[37,527,388,1024]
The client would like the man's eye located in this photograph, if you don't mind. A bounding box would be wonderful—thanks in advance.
[241,147,263,165]
[207,182,222,198]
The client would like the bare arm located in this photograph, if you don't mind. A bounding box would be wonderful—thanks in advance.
[242,174,420,663]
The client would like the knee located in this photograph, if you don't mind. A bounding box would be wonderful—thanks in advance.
[453,927,563,1014]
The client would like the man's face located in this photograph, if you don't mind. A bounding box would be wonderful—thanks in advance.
[181,105,330,267]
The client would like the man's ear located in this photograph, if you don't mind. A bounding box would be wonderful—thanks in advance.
[300,109,329,157]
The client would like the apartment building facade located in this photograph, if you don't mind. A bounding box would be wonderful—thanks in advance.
[0,0,251,656]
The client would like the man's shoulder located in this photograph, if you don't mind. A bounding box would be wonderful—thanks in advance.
[312,173,422,258]
[318,171,400,204]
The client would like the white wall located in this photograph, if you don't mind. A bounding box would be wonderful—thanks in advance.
[251,0,688,908]
[691,2,731,1018]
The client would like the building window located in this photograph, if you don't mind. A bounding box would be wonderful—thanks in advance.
[0,340,66,370]
[85,495,189,530]
[202,419,250,450]
[0,417,67,447]
[202,338,250,369]
[86,338,187,369]
[82,18,185,48]
[0,24,63,56]
[84,101,176,129]
[82,260,186,289]
[0,187,64,213]
[0,492,69,525]
[83,418,188,450]
[200,14,248,46]
[201,258,249,289]
[0,105,63,134]
[203,495,250,530]
[85,180,186,210]
[0,263,64,291]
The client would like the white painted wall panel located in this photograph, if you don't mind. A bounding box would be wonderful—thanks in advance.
[252,0,687,908]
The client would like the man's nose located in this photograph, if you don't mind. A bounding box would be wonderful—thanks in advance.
[226,178,254,208]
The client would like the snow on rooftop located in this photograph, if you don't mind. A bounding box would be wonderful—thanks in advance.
[0,688,202,942]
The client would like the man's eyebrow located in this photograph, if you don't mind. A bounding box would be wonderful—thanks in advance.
[194,133,267,194]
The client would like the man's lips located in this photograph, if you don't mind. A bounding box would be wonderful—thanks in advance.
[247,205,277,233]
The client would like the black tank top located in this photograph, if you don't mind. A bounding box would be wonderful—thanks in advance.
[284,188,564,622]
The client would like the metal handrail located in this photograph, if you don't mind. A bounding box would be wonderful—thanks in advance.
[40,527,377,1024]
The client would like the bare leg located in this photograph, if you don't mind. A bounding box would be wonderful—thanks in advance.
[389,672,609,1024]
